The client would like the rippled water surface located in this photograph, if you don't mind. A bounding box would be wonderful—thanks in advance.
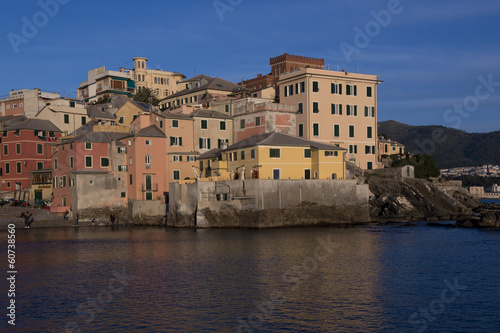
[2,223,500,332]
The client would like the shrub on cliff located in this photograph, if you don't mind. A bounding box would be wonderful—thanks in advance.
[392,154,440,179]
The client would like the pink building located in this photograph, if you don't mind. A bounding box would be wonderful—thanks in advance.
[51,129,128,212]
[121,124,168,202]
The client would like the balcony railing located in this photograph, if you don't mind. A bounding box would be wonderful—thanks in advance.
[141,183,158,192]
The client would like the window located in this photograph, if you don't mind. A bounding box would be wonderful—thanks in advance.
[273,169,280,180]
[170,136,182,146]
[145,154,151,165]
[367,162,373,170]
[64,114,69,124]
[331,83,342,94]
[172,120,179,128]
[367,86,372,97]
[85,142,92,150]
[37,162,43,170]
[5,163,10,174]
[220,121,226,130]
[346,84,357,96]
[298,124,304,137]
[284,86,288,97]
[187,156,196,162]
[231,152,238,161]
[216,194,228,201]
[255,117,261,126]
[3,145,7,156]
[173,155,182,162]
[325,151,338,157]
[240,119,245,129]
[347,105,357,116]
[16,162,21,174]
[145,139,151,146]
[129,174,133,185]
[201,120,207,129]
[81,116,86,125]
[367,127,373,139]
[334,124,340,137]
[288,84,294,96]
[16,144,20,154]
[364,106,375,117]
[300,81,305,93]
[349,125,355,138]
[313,123,319,136]
[121,192,126,198]
[241,151,245,160]
[313,102,319,113]
[304,149,311,158]
[217,139,228,148]
[225,105,229,113]
[297,103,303,114]
[37,144,43,154]
[349,145,358,154]
[199,138,210,150]
[312,81,319,92]
[7,182,10,188]
[85,156,92,167]
[101,157,109,167]
[159,120,163,128]
[129,157,132,165]
[54,158,58,170]
[250,149,255,159]
[331,104,342,115]
[173,170,180,180]
[269,148,280,158]
[70,156,74,168]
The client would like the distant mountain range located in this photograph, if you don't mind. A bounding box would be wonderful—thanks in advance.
[378,120,500,169]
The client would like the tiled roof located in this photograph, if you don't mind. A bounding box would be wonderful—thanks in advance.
[60,131,128,144]
[3,119,62,132]
[161,77,238,101]
[198,148,222,159]
[136,125,165,138]
[224,132,346,151]
[191,109,231,119]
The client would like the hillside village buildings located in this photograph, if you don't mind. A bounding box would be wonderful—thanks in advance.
[1,53,389,216]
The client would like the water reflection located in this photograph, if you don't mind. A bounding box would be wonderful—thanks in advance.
[2,225,500,332]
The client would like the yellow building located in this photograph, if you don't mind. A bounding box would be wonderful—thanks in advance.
[198,132,346,181]
[278,68,381,170]
[132,57,185,99]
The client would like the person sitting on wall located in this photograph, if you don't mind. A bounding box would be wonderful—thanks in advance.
[63,210,70,220]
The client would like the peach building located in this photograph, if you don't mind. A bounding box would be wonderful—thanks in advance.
[278,68,382,170]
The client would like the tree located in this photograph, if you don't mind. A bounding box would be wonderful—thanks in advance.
[392,154,440,179]
[133,87,159,106]
[88,94,110,106]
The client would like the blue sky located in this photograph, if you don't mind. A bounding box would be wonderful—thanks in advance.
[1,0,499,132]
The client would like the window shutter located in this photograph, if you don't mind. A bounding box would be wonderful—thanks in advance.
[179,137,182,146]
[339,84,342,94]
[354,105,357,116]
[170,137,174,146]
[331,83,334,94]
[207,138,211,149]
[180,156,183,162]
[339,104,342,115]
[354,85,357,96]
[218,139,221,148]
[199,138,203,149]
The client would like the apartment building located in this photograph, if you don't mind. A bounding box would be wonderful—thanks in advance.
[51,129,128,212]
[278,68,382,170]
[35,100,89,135]
[0,88,60,118]
[1,119,63,192]
[78,57,185,103]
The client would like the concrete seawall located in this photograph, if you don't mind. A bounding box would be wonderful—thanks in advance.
[167,179,371,228]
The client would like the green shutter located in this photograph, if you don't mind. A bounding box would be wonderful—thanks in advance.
[331,104,334,114]
[339,104,342,115]
[179,137,182,146]
[354,105,357,116]
[339,84,342,94]
[207,138,210,149]
[179,156,183,162]
[354,85,357,96]
[170,137,174,146]
[199,138,203,149]
[331,83,334,94]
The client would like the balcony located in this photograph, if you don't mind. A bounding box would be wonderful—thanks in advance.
[141,183,158,192]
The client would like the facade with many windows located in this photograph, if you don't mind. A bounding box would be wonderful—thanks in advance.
[0,119,62,193]
[278,68,381,170]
